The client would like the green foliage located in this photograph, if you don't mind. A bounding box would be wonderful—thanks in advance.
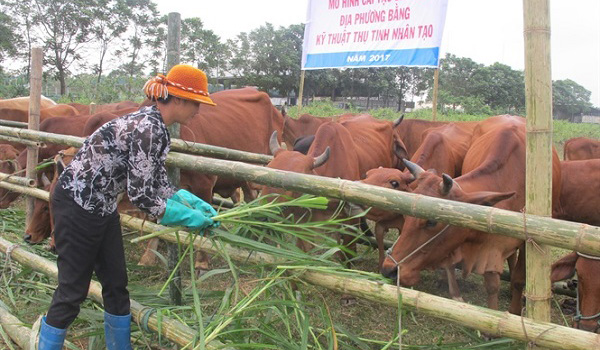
[553,79,593,118]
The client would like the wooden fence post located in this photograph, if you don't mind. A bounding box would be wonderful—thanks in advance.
[166,11,182,306]
[26,47,42,228]
[524,1,554,348]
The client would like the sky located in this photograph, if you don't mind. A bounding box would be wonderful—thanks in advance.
[154,0,600,107]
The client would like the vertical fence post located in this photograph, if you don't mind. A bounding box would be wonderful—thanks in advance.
[166,12,182,306]
[523,1,553,348]
[89,102,97,115]
[26,47,42,228]
[431,67,439,121]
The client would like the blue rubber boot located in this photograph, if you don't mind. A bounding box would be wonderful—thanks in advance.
[104,312,132,350]
[38,316,67,350]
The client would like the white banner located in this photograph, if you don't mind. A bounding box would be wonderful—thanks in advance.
[302,0,449,70]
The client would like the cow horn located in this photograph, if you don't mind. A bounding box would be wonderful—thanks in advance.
[269,130,282,155]
[441,173,454,195]
[403,159,425,180]
[312,147,330,169]
[41,173,51,187]
[393,114,404,128]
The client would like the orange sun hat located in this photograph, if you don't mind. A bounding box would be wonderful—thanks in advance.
[143,64,216,106]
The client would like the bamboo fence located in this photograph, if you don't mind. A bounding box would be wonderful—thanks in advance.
[0,134,41,147]
[1,165,598,348]
[0,126,599,254]
[0,173,35,187]
[117,216,600,350]
[0,237,234,350]
[0,125,272,164]
[0,120,27,129]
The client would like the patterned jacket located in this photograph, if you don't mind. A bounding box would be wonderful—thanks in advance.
[59,105,177,217]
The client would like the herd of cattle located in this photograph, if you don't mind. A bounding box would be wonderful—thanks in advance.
[0,90,599,333]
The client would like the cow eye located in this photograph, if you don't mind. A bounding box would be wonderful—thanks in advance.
[425,219,437,228]
[390,180,399,188]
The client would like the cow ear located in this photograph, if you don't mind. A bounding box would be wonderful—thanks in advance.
[468,191,515,207]
[393,140,408,169]
[551,252,578,282]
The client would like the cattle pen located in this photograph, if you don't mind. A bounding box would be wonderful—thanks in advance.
[1,123,600,349]
[2,0,600,348]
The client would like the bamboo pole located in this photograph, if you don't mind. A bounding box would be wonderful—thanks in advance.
[297,70,306,110]
[0,303,31,348]
[0,125,272,164]
[166,11,183,306]
[0,134,43,147]
[119,216,600,350]
[0,181,48,200]
[164,152,600,256]
[523,0,553,338]
[0,237,234,350]
[0,172,35,187]
[26,48,42,230]
[432,68,440,120]
[0,120,27,128]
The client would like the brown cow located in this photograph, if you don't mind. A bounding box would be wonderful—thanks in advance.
[564,137,600,161]
[381,115,561,314]
[0,96,57,111]
[263,124,359,258]
[551,252,600,333]
[550,159,600,333]
[358,122,477,299]
[0,144,21,208]
[0,114,99,207]
[282,114,333,149]
[0,104,79,123]
[67,101,139,115]
[337,114,407,177]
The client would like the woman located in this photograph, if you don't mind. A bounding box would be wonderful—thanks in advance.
[38,64,218,350]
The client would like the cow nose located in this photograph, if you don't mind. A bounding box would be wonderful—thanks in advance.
[381,264,398,280]
[23,234,32,243]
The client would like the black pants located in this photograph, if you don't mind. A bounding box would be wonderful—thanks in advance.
[46,185,130,329]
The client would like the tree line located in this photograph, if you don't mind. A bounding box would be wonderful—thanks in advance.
[0,0,593,117]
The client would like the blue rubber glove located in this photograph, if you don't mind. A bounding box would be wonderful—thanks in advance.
[160,198,214,230]
[171,189,220,227]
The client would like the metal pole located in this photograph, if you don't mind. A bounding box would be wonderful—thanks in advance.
[166,12,182,306]
[26,47,42,228]
[523,1,553,348]
[432,68,439,121]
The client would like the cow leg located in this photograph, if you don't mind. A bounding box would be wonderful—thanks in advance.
[138,238,160,266]
[241,182,258,202]
[445,266,463,302]
[508,244,526,315]
[375,224,386,271]
[483,271,501,311]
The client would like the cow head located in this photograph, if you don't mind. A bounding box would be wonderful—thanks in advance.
[381,160,515,285]
[0,145,22,209]
[263,130,330,200]
[24,148,77,248]
[551,252,600,333]
[359,167,412,222]
[23,173,53,244]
